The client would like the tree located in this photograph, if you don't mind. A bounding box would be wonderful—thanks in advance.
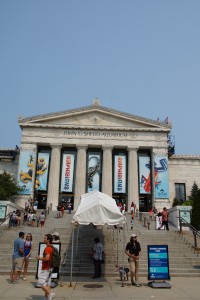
[191,189,200,230]
[190,181,199,199]
[0,171,20,200]
[172,198,181,207]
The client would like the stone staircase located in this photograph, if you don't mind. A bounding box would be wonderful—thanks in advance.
[0,210,200,277]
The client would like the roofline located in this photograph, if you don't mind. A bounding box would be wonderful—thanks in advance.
[18,104,172,129]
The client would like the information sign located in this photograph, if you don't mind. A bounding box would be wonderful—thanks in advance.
[0,206,6,219]
[148,245,170,280]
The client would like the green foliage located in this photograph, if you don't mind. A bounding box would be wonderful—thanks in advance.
[189,182,199,201]
[0,171,20,200]
[191,189,200,230]
[172,198,181,207]
[183,200,193,206]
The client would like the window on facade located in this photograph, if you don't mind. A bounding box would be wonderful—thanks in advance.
[175,183,186,202]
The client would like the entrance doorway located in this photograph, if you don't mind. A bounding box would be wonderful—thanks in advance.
[34,192,47,209]
[139,195,152,212]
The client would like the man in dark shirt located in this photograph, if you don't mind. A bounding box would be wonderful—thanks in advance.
[125,233,141,286]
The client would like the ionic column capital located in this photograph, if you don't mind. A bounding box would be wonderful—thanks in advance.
[76,145,88,150]
[50,143,62,149]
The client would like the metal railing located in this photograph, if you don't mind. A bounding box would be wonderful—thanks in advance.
[0,212,12,237]
[139,212,151,230]
[178,216,200,249]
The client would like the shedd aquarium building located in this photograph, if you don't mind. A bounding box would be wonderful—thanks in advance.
[1,99,200,212]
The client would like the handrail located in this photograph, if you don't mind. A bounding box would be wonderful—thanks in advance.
[0,212,12,227]
[178,216,200,249]
[138,212,151,230]
[143,216,150,230]
[0,212,12,237]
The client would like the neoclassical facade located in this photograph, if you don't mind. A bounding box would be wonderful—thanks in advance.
[1,100,200,212]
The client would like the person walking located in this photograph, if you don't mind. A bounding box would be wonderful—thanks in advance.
[92,237,104,278]
[10,231,25,283]
[160,207,169,230]
[39,211,46,227]
[36,234,55,300]
[23,233,33,280]
[125,233,141,287]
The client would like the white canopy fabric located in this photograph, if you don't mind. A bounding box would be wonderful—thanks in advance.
[72,190,126,225]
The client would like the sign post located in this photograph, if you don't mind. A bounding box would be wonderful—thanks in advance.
[148,245,171,288]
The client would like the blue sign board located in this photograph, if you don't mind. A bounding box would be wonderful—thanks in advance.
[148,245,170,280]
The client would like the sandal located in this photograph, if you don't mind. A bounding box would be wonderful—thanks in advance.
[23,277,27,281]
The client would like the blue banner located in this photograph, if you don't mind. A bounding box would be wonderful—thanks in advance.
[154,156,169,199]
[148,245,170,280]
[17,150,35,195]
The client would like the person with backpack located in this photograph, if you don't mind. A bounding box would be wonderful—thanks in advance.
[36,234,55,300]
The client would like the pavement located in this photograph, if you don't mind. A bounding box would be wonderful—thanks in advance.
[0,275,200,300]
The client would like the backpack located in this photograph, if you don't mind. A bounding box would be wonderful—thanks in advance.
[50,245,61,268]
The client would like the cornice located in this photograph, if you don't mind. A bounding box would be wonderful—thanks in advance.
[169,154,200,160]
[19,123,170,132]
[18,104,171,129]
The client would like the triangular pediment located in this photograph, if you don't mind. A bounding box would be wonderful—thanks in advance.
[18,104,171,131]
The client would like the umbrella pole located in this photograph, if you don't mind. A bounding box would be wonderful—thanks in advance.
[70,225,74,287]
[117,225,119,266]
[121,223,125,287]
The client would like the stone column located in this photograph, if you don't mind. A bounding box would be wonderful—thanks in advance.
[74,145,87,210]
[47,144,62,210]
[102,146,113,197]
[31,145,37,199]
[128,147,139,212]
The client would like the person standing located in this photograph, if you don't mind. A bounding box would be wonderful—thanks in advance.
[10,231,25,283]
[125,233,141,287]
[130,202,135,214]
[36,234,55,300]
[60,205,65,217]
[92,237,104,278]
[33,199,38,211]
[160,207,169,230]
[23,233,33,280]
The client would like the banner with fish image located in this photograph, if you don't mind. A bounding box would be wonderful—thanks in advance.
[87,153,101,192]
[17,150,35,195]
[35,152,50,191]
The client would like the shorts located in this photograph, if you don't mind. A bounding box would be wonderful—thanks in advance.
[12,257,23,271]
[37,270,52,286]
[40,221,44,225]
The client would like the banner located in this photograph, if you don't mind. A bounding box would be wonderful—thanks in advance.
[60,153,75,192]
[35,152,50,191]
[87,154,101,192]
[139,156,151,194]
[154,156,169,199]
[148,245,170,280]
[17,150,35,195]
[114,155,126,193]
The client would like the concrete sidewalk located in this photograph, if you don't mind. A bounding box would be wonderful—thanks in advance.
[0,275,199,300]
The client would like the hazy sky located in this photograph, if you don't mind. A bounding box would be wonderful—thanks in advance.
[0,0,199,155]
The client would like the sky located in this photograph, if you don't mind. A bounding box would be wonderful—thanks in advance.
[0,0,200,155]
